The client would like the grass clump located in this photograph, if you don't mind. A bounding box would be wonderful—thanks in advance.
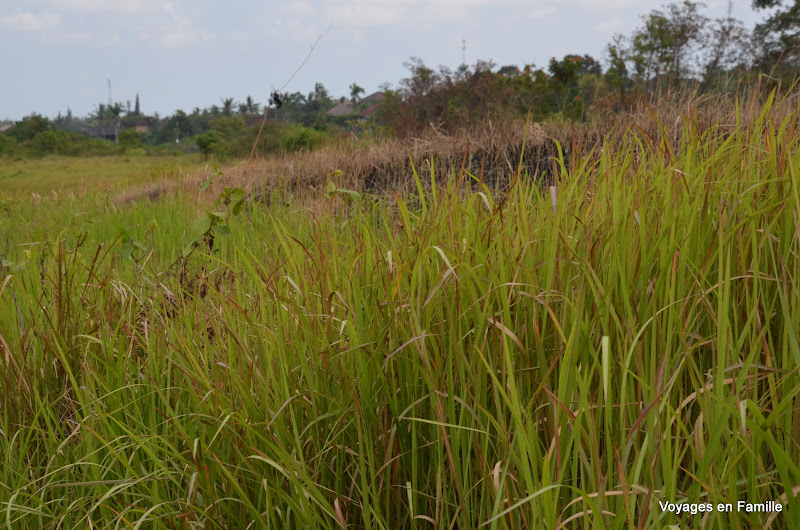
[1,98,800,528]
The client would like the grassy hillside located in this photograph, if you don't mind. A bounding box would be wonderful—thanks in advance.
[1,97,799,528]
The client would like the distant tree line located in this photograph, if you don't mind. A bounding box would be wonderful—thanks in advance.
[2,1,799,157]
[0,85,341,159]
[381,0,799,135]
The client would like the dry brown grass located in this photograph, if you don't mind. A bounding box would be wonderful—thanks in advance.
[115,87,800,207]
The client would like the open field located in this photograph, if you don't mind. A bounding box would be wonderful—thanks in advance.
[1,98,800,528]
[0,155,204,195]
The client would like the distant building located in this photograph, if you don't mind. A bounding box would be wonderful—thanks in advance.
[328,91,385,119]
[328,100,355,117]
[126,118,150,134]
[84,124,118,142]
[362,91,386,104]
[0,124,12,133]
[357,92,386,120]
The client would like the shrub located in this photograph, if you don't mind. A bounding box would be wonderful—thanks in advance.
[118,129,142,150]
[62,132,117,157]
[6,114,51,142]
[30,130,70,156]
[209,115,245,138]
[280,125,326,152]
[0,133,17,156]
[196,129,227,158]
[229,121,283,157]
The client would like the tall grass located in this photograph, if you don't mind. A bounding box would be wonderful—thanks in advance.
[1,96,799,528]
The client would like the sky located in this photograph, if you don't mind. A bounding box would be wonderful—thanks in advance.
[0,0,767,121]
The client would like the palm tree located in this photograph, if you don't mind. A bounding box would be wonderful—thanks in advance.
[221,97,235,116]
[349,82,365,103]
[245,95,260,115]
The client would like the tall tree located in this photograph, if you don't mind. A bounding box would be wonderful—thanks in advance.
[6,114,51,142]
[279,91,308,123]
[702,2,754,86]
[221,97,235,117]
[752,0,800,72]
[92,102,124,122]
[134,94,141,115]
[245,95,259,115]
[349,82,365,103]
[309,83,331,104]
[629,1,709,84]
[664,1,709,79]
[306,83,334,123]
[400,57,441,99]
[605,34,632,103]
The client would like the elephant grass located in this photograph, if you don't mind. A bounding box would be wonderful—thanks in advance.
[1,96,800,528]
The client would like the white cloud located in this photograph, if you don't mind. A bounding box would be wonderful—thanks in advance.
[556,0,653,11]
[266,17,324,44]
[229,31,255,42]
[0,12,61,31]
[279,1,314,15]
[58,32,91,41]
[136,3,215,48]
[592,17,624,33]
[50,0,148,13]
[326,2,407,27]
[528,7,556,20]
[323,0,508,28]
[160,31,215,47]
